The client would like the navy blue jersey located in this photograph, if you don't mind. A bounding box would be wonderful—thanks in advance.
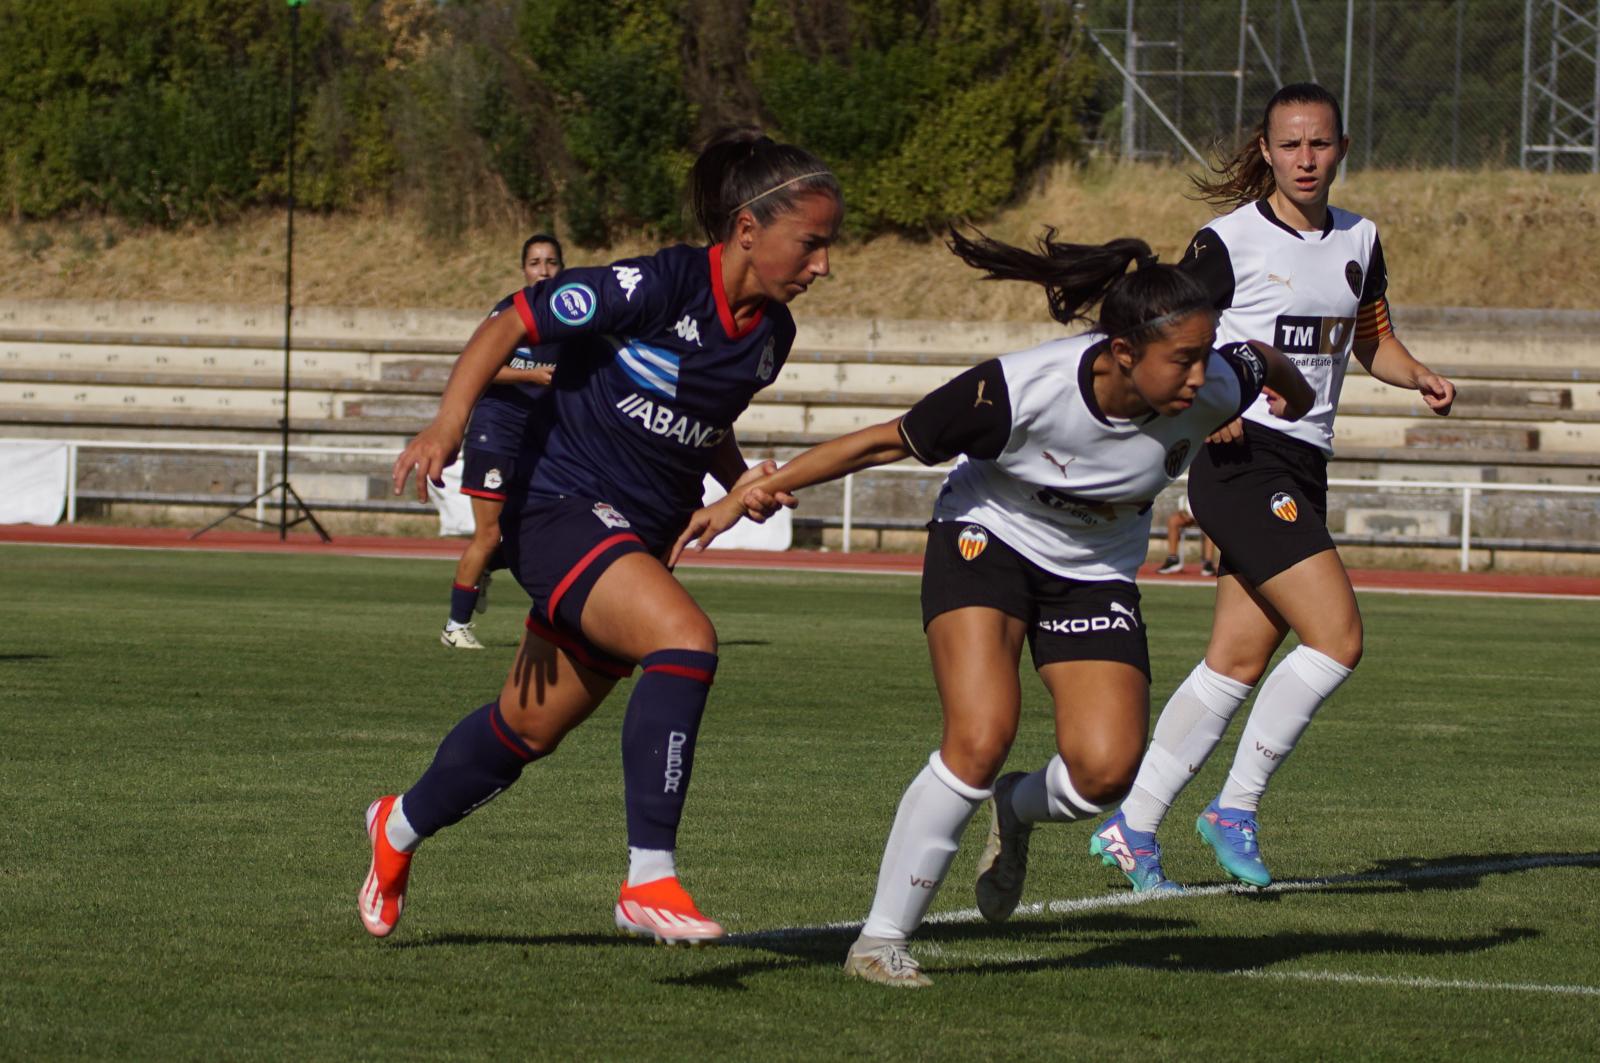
[463,297,558,458]
[511,243,795,546]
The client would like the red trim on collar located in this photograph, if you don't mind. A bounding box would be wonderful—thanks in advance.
[710,243,765,340]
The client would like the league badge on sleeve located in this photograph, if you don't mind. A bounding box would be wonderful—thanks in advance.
[1270,491,1299,523]
[756,337,776,382]
[551,283,598,326]
[957,525,989,561]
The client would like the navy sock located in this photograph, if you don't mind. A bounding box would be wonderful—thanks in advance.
[449,582,479,625]
[622,649,718,851]
[401,701,540,838]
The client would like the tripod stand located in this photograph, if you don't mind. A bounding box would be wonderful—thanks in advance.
[193,0,328,544]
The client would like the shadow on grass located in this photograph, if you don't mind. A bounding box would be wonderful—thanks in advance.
[1235,850,1600,902]
[388,930,641,950]
[0,653,51,662]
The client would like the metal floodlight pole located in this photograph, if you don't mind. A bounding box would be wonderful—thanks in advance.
[191,0,329,544]
[1342,0,1354,128]
[1235,0,1250,135]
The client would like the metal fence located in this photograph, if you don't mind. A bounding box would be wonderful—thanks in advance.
[1080,0,1588,172]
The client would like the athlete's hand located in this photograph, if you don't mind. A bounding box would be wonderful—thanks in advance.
[392,421,461,502]
[730,459,797,523]
[1206,417,1246,445]
[1417,371,1455,416]
[668,495,748,568]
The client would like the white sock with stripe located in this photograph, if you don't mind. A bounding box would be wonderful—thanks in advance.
[1218,645,1352,812]
[860,752,991,941]
[1121,661,1253,832]
[1010,754,1105,824]
[385,796,422,853]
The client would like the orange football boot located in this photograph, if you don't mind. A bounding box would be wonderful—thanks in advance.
[358,795,413,937]
[614,876,724,946]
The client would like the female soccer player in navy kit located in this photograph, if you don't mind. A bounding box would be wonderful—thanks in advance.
[1089,83,1456,894]
[440,234,565,650]
[676,228,1313,986]
[361,131,841,944]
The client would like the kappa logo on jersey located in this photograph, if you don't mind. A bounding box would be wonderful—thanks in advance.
[484,468,503,490]
[551,283,598,326]
[756,337,776,382]
[1345,260,1363,296]
[1270,491,1299,522]
[956,525,988,561]
[671,315,702,347]
[612,265,643,301]
[592,502,631,529]
[1274,314,1355,355]
[1163,439,1191,479]
[614,393,729,449]
[612,337,681,399]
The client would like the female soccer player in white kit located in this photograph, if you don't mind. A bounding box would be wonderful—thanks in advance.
[1088,83,1456,893]
[675,227,1313,986]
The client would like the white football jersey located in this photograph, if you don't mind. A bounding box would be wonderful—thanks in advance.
[1182,199,1386,454]
[900,333,1266,582]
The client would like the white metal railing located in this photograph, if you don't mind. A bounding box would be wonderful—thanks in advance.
[836,466,1600,571]
[9,438,1600,571]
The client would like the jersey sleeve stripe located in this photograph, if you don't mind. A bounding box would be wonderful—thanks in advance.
[897,416,935,466]
[512,290,541,344]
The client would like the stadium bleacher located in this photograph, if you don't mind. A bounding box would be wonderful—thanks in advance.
[2,298,1597,555]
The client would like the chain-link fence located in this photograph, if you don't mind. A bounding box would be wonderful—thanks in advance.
[1078,0,1593,172]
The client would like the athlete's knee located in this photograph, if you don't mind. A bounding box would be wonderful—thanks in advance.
[655,614,717,655]
[940,722,1016,789]
[1063,754,1137,807]
[1204,647,1271,687]
[1302,616,1362,670]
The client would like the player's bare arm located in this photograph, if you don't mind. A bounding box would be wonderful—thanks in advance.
[1353,332,1455,415]
[393,310,527,500]
[1253,340,1316,421]
[670,418,909,564]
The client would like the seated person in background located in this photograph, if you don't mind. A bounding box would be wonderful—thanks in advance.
[1157,489,1216,576]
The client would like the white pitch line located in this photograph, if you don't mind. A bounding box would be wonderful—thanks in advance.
[724,853,1600,997]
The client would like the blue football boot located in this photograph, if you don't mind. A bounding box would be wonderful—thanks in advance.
[1196,798,1271,887]
[1089,811,1183,894]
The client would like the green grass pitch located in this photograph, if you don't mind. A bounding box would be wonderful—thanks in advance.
[2,545,1597,1060]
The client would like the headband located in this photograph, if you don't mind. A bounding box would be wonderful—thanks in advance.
[730,171,832,215]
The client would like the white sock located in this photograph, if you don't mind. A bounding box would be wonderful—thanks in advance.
[860,752,991,941]
[445,619,470,632]
[385,796,422,853]
[1010,754,1105,825]
[1122,661,1253,832]
[1218,646,1352,812]
[626,847,677,886]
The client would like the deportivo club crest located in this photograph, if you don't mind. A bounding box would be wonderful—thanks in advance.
[484,468,503,490]
[592,502,631,529]
[1345,260,1363,296]
[957,525,988,561]
[1270,491,1299,522]
[1164,440,1191,479]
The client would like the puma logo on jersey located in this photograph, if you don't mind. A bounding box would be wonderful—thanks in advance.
[615,392,729,449]
[974,381,994,407]
[672,315,702,346]
[1268,272,1294,289]
[1041,450,1073,476]
[613,266,643,301]
[1109,601,1140,627]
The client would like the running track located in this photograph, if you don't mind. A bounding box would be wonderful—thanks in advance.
[5,523,1599,599]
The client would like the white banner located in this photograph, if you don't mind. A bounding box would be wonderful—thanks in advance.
[0,442,68,525]
[425,460,791,551]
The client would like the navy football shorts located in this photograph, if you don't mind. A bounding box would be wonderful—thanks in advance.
[460,447,520,502]
[498,492,651,678]
[1187,420,1334,586]
[920,520,1150,680]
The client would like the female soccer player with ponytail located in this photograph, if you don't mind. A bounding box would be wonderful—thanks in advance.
[1088,83,1456,894]
[675,228,1313,986]
[360,130,841,945]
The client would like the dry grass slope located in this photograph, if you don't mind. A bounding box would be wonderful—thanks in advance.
[5,165,1599,320]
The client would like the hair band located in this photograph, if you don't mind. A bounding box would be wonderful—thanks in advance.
[730,171,832,215]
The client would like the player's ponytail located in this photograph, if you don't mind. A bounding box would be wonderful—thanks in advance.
[948,226,1212,349]
[690,128,842,243]
[1191,82,1346,210]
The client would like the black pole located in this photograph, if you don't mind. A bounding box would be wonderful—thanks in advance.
[190,0,328,544]
[282,1,298,541]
